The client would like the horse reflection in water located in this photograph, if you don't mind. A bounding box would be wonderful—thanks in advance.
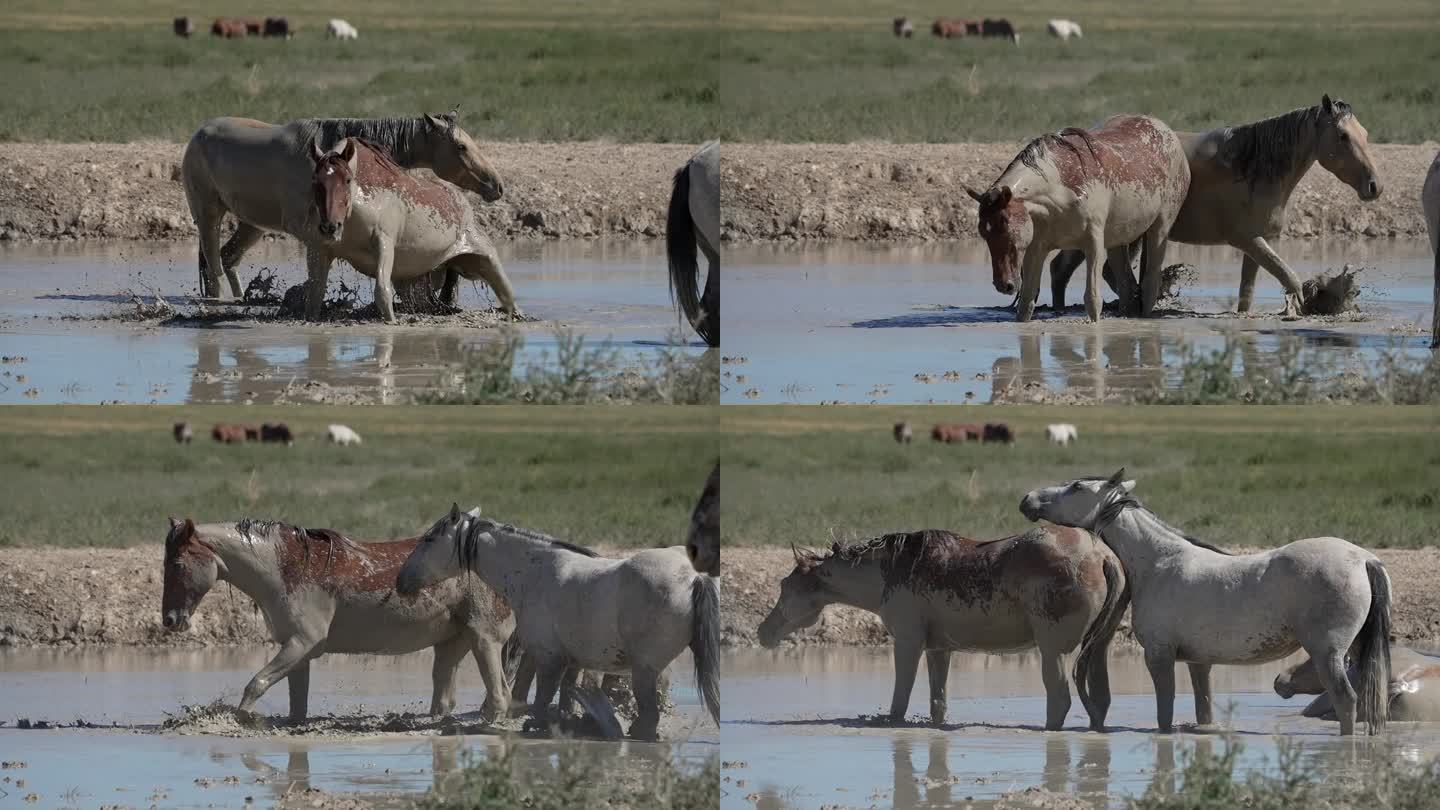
[889,733,1112,808]
[232,737,473,803]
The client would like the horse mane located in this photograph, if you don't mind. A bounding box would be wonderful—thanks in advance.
[817,528,986,566]
[1095,491,1234,555]
[1009,127,1100,178]
[233,518,364,573]
[1219,101,1350,188]
[454,513,601,572]
[293,113,452,167]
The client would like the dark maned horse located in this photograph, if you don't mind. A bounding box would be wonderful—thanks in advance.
[173,17,194,37]
[211,18,247,38]
[242,18,263,35]
[983,423,1015,444]
[893,17,914,37]
[931,424,982,443]
[263,17,292,38]
[964,20,981,35]
[260,423,294,445]
[982,18,1019,43]
[173,422,193,444]
[211,424,247,443]
[893,422,913,444]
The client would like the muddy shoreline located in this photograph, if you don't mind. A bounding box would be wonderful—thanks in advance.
[723,142,1438,241]
[723,546,1440,649]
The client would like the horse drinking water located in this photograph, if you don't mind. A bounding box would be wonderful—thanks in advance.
[969,115,1190,322]
[161,518,516,722]
[756,527,1128,729]
[396,506,721,740]
[1020,469,1392,735]
[667,141,720,346]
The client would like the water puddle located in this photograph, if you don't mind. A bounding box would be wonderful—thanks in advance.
[721,647,1440,809]
[0,648,716,809]
[0,240,705,404]
[721,240,1434,404]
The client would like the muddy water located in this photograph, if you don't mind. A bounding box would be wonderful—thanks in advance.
[0,648,716,809]
[0,240,703,404]
[722,648,1440,809]
[722,240,1435,404]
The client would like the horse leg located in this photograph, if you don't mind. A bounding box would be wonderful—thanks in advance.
[628,665,662,741]
[1237,254,1261,313]
[373,236,397,324]
[469,634,509,723]
[1143,647,1177,732]
[888,631,924,722]
[1188,663,1214,726]
[1015,242,1050,323]
[1310,648,1358,735]
[1108,244,1140,317]
[1049,250,1084,309]
[1235,236,1305,318]
[437,266,460,308]
[285,660,310,723]
[1039,646,1072,731]
[925,648,951,725]
[429,635,469,717]
[524,658,565,735]
[557,666,581,718]
[303,248,333,321]
[510,651,537,708]
[240,636,320,718]
[1139,224,1171,318]
[190,198,227,299]
[217,222,264,298]
[1086,646,1113,731]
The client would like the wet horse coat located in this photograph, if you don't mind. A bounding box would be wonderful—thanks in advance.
[970,115,1190,322]
[1277,646,1440,721]
[308,138,515,323]
[756,527,1129,730]
[161,519,516,722]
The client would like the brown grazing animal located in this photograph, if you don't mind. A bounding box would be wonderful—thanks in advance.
[263,17,291,38]
[982,18,1019,43]
[211,424,247,443]
[260,423,294,445]
[983,423,1015,443]
[930,423,982,443]
[211,18,247,38]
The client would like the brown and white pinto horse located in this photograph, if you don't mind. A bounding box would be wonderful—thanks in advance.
[161,518,516,723]
[969,115,1190,322]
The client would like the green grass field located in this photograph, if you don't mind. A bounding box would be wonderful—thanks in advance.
[0,405,717,548]
[723,405,1440,549]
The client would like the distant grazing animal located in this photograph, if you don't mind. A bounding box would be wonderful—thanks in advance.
[982,423,1015,444]
[758,527,1129,729]
[1277,646,1440,722]
[211,18,247,38]
[969,114,1190,321]
[1423,149,1439,348]
[173,17,194,37]
[260,423,294,445]
[931,18,968,38]
[326,18,359,40]
[1046,423,1077,445]
[173,422,193,444]
[930,423,981,443]
[1047,19,1082,40]
[327,424,362,446]
[262,17,292,38]
[667,141,720,346]
[242,18,262,35]
[243,425,261,441]
[893,422,913,444]
[893,17,913,37]
[981,18,1019,43]
[211,424,247,443]
[162,518,516,723]
[1049,97,1382,315]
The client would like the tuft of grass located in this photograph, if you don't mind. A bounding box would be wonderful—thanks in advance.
[419,746,718,810]
[419,328,718,405]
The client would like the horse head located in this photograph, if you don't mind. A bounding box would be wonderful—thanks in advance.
[968,185,1031,295]
[1019,468,1136,528]
[310,138,357,242]
[423,111,504,203]
[397,503,478,595]
[756,545,831,646]
[1315,95,1382,202]
[162,517,221,632]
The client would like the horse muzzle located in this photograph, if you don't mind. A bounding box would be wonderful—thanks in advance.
[475,178,503,203]
[1359,178,1382,201]
[1019,494,1042,522]
[995,280,1017,296]
[162,610,191,632]
[318,221,342,241]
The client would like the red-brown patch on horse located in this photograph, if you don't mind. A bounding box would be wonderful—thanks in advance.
[492,590,512,621]
[350,140,464,224]
[1049,526,1087,550]
[275,525,430,595]
[869,529,1007,609]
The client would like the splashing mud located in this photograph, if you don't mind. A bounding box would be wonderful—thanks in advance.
[1301,264,1366,316]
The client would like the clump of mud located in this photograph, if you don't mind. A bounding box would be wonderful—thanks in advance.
[241,269,284,305]
[160,701,518,738]
[1301,264,1365,316]
[1155,262,1198,305]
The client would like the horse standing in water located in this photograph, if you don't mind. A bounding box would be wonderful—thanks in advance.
[1020,469,1392,735]
[687,463,719,576]
[969,114,1190,322]
[1050,97,1383,316]
[181,110,503,302]
[667,141,720,346]
[161,518,516,722]
[397,506,721,740]
[757,527,1128,730]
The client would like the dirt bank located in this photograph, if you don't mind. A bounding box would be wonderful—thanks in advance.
[0,142,698,242]
[723,546,1440,649]
[0,544,633,648]
[723,142,1439,241]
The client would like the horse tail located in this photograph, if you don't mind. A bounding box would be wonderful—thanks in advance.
[689,574,721,726]
[666,160,712,345]
[501,626,525,685]
[1356,558,1392,734]
[1072,554,1129,727]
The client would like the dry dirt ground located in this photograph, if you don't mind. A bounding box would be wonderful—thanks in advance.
[723,546,1440,649]
[723,142,1439,241]
[3,142,1434,244]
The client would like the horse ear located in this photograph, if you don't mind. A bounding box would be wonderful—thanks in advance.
[425,113,447,131]
[997,186,1013,206]
[1106,467,1127,488]
[169,516,181,530]
[337,138,356,163]
[310,139,325,164]
[791,543,805,565]
[965,186,985,203]
[183,518,196,537]
[1321,94,1335,116]
[449,502,461,522]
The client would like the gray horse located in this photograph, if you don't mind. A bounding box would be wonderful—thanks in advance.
[181,111,502,300]
[396,506,720,740]
[1278,646,1440,722]
[1049,97,1382,316]
[1021,469,1391,736]
[667,141,720,346]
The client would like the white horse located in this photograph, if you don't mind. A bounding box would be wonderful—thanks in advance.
[326,19,358,40]
[1020,469,1391,735]
[1047,19,1082,39]
[327,424,361,445]
[667,141,720,346]
[1046,424,1078,445]
[396,506,721,740]
[1422,149,1439,348]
